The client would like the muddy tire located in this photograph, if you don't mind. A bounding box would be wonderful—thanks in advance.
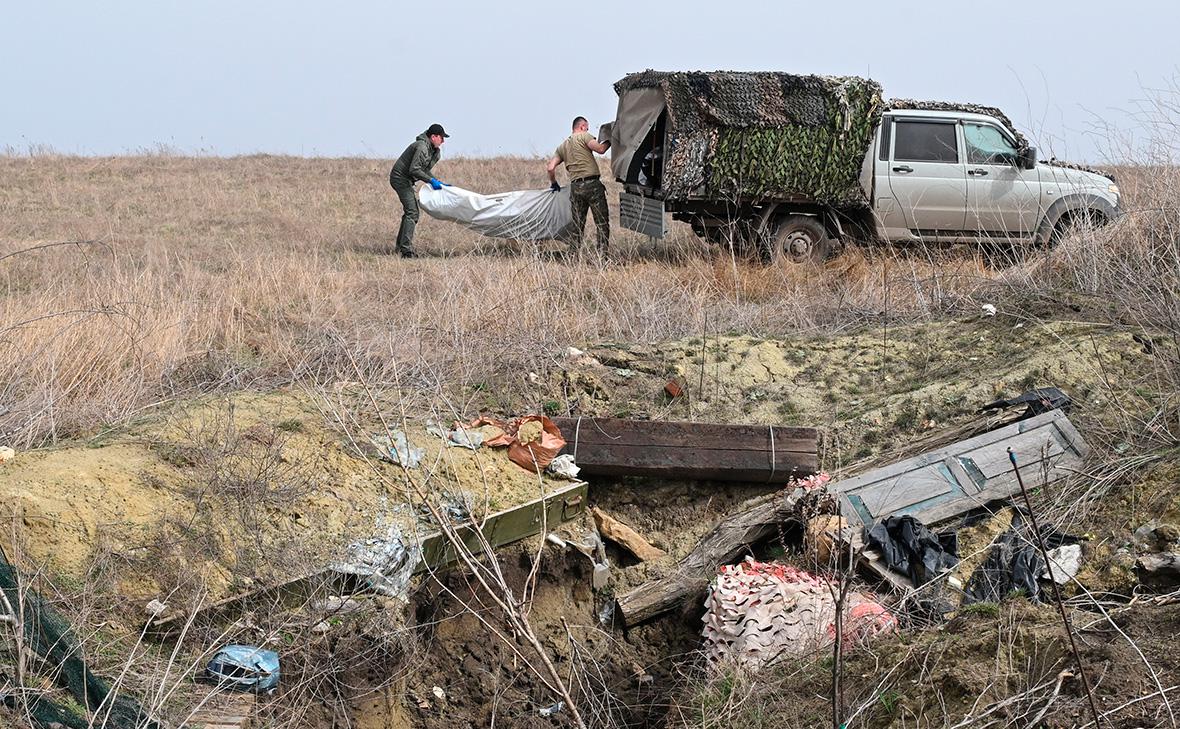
[766,215,836,264]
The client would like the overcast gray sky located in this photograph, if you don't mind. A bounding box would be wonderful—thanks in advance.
[2,0,1175,162]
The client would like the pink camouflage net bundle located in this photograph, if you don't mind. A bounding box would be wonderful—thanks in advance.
[702,557,897,671]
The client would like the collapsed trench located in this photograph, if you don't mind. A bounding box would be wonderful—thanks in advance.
[397,476,802,728]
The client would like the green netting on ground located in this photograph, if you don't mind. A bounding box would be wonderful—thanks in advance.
[614,71,884,206]
[1,550,160,729]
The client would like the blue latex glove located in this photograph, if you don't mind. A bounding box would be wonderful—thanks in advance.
[429,178,443,190]
[550,181,561,192]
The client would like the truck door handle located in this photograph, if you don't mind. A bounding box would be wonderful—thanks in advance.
[892,165,913,173]
[968,168,988,176]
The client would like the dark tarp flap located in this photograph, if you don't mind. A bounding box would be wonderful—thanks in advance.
[865,515,959,586]
[963,511,1078,604]
[610,86,666,184]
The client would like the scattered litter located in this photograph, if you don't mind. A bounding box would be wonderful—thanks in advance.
[426,423,485,450]
[963,511,1078,604]
[311,620,331,634]
[144,599,169,618]
[205,645,280,693]
[613,367,636,378]
[432,685,447,702]
[597,599,615,625]
[1041,544,1083,584]
[664,379,684,398]
[567,346,585,358]
[370,431,425,468]
[591,506,666,561]
[981,303,997,317]
[546,453,580,480]
[0,446,13,464]
[592,563,611,590]
[978,387,1073,416]
[538,701,564,717]
[703,558,896,670]
[865,515,959,586]
[507,415,566,472]
[332,510,422,598]
[546,533,568,548]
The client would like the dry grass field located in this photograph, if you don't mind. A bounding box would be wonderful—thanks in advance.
[2,143,1180,728]
[10,152,1173,449]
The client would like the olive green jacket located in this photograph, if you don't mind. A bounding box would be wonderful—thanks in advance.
[389,132,439,186]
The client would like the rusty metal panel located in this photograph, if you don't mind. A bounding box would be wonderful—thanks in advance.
[834,409,1087,527]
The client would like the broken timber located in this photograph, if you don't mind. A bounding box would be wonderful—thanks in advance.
[148,481,588,634]
[552,417,818,482]
[615,487,806,627]
[616,409,1088,626]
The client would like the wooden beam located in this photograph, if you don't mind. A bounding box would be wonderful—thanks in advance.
[552,417,818,482]
[615,487,804,626]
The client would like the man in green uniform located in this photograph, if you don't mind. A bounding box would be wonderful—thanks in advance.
[547,116,611,257]
[389,123,449,258]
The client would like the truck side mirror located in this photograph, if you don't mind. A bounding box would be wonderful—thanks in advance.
[1017,146,1037,170]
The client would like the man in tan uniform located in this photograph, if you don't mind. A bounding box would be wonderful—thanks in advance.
[547,116,611,257]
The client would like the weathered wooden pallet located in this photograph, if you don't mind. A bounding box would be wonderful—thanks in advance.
[832,408,1087,528]
[148,481,588,634]
[552,417,818,482]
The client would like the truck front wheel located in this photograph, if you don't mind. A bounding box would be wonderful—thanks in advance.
[766,215,835,264]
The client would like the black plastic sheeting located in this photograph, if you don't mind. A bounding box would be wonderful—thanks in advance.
[963,511,1079,605]
[865,515,960,586]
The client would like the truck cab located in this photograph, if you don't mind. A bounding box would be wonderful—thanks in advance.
[871,109,1120,247]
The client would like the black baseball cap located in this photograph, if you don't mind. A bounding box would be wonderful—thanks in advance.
[426,123,449,138]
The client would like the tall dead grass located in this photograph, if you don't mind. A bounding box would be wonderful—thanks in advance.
[1,121,1176,449]
[0,152,999,447]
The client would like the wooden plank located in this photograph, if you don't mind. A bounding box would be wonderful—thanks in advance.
[551,417,818,482]
[553,417,816,453]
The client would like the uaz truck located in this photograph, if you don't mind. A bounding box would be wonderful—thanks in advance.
[607,71,1120,261]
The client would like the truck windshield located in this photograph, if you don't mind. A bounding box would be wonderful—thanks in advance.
[964,123,1017,165]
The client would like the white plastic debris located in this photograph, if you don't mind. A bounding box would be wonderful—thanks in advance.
[538,701,564,717]
[145,599,169,618]
[371,431,425,467]
[332,509,422,599]
[1041,544,1083,584]
[981,303,998,317]
[0,446,14,464]
[566,347,585,359]
[546,454,580,480]
[431,686,447,702]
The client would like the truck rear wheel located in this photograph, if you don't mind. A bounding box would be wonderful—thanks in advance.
[767,215,835,264]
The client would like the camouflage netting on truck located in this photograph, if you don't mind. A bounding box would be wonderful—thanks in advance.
[1,549,160,729]
[614,71,884,206]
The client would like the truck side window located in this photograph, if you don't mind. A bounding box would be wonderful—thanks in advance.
[893,121,958,163]
[963,123,1017,165]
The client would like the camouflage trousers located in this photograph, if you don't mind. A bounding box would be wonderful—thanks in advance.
[567,177,610,255]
